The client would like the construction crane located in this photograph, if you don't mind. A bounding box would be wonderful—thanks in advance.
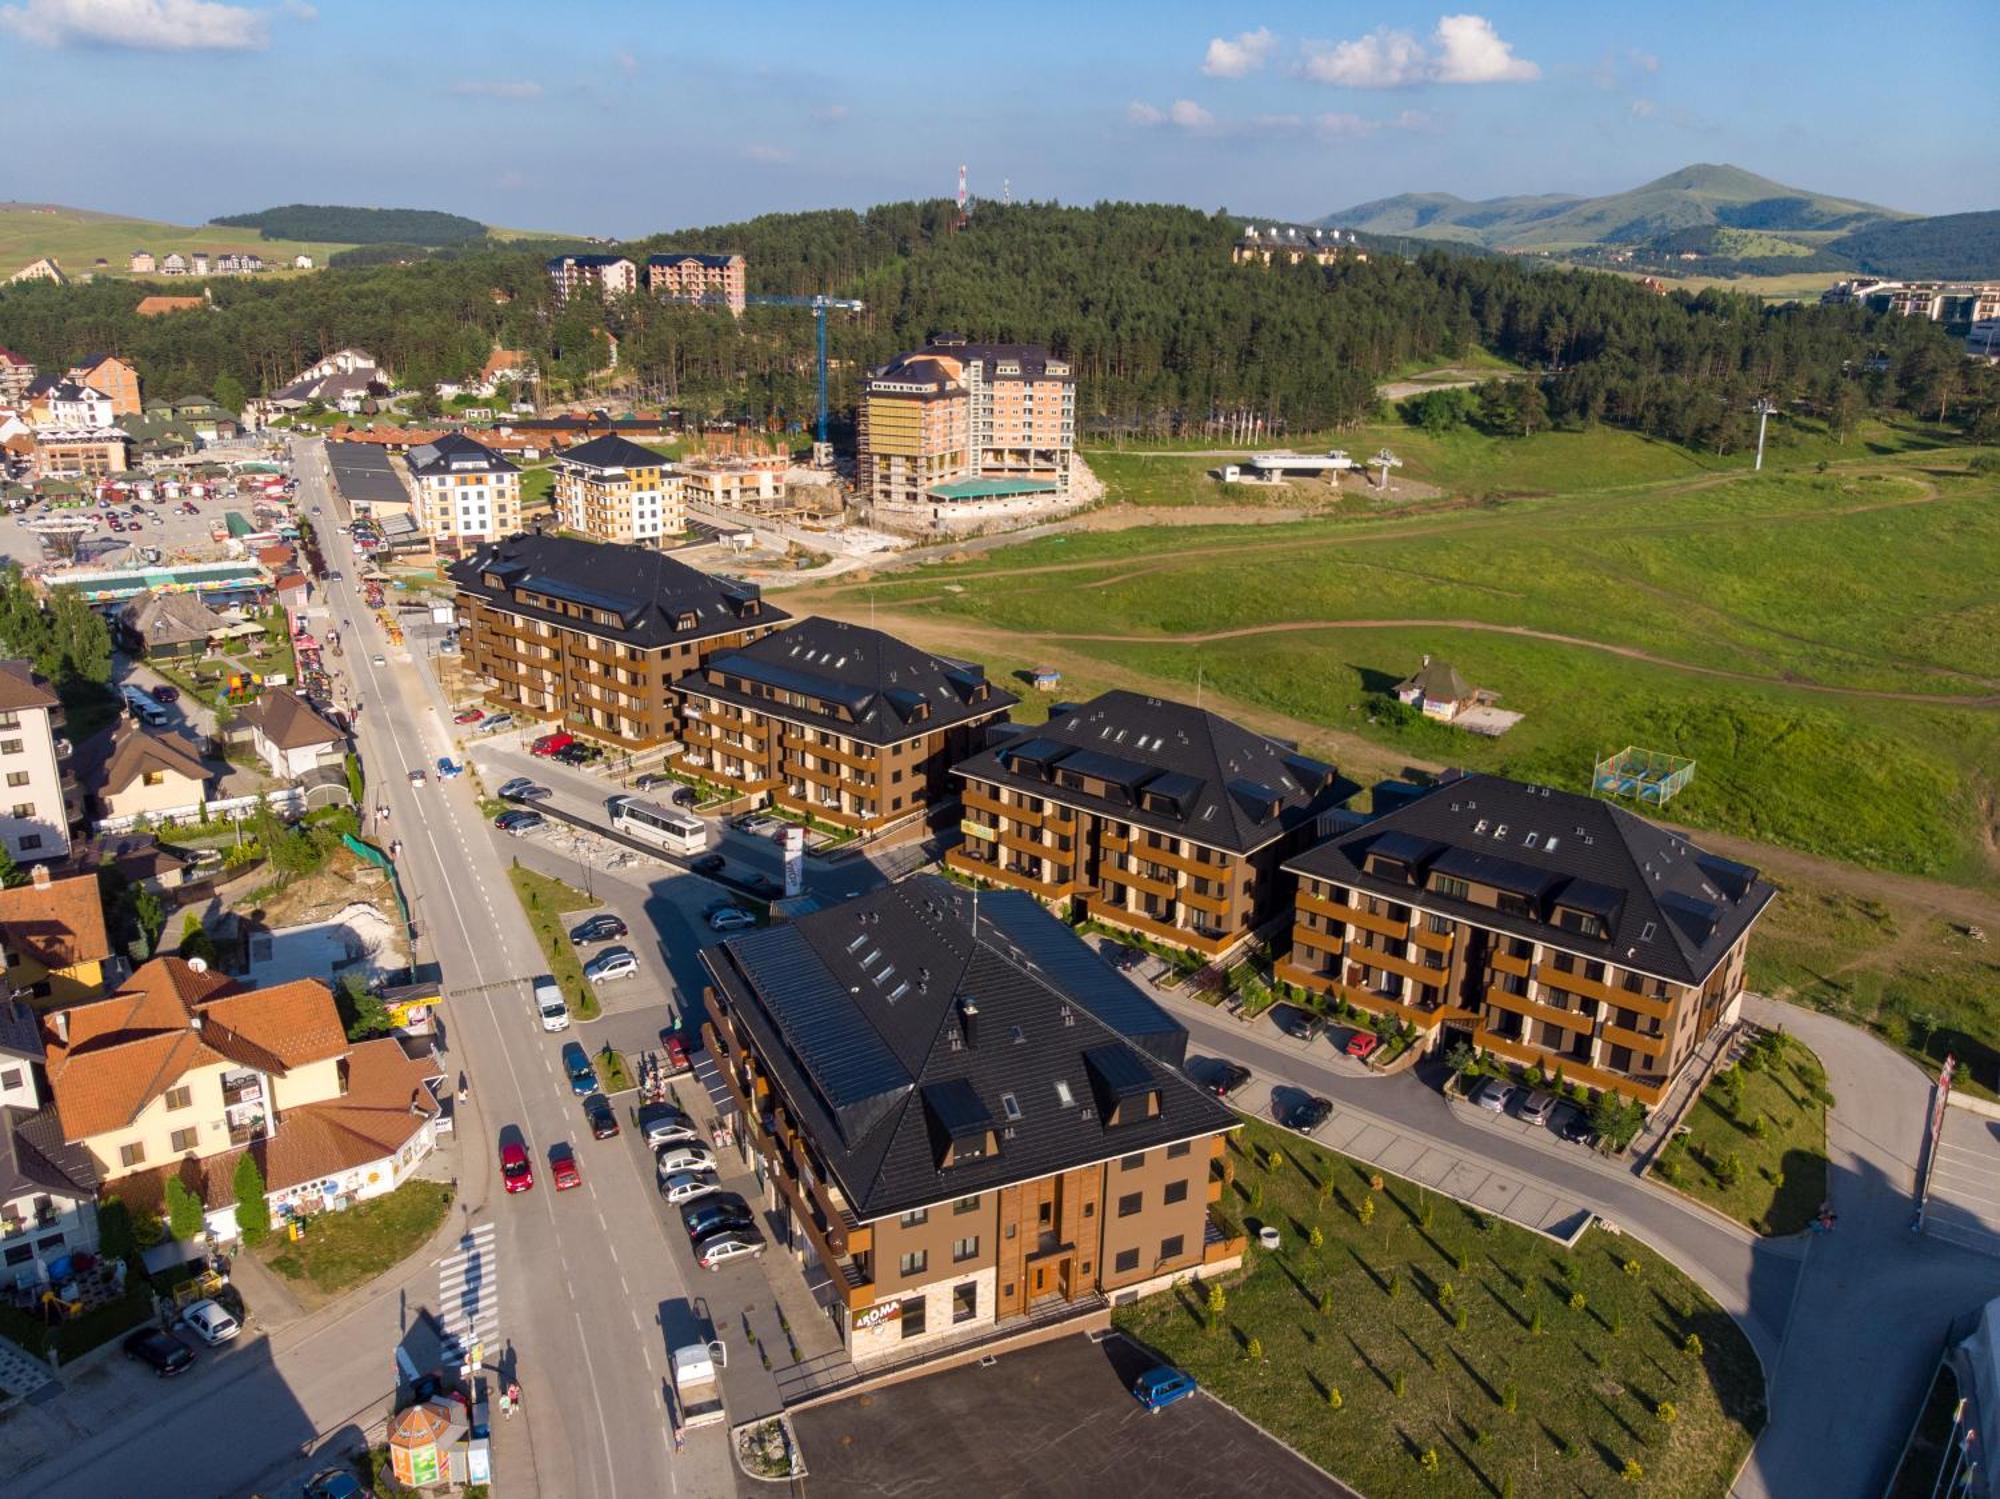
[743,293,865,445]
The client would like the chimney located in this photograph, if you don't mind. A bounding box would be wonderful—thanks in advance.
[29,864,49,891]
[959,996,978,1049]
[52,1010,67,1045]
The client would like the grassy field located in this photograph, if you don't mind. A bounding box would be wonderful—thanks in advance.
[1651,1033,1829,1235]
[508,865,602,1020]
[0,202,353,278]
[1611,269,1842,305]
[264,1180,454,1296]
[1114,1118,1764,1499]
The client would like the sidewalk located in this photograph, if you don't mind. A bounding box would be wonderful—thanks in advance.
[1629,1015,1746,1168]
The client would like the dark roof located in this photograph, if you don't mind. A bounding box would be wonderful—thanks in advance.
[0,660,60,713]
[677,616,1016,746]
[2,1106,97,1200]
[953,689,1343,854]
[702,876,1234,1221]
[326,442,410,507]
[0,998,42,1062]
[407,432,517,479]
[1285,772,1775,985]
[547,254,632,270]
[910,334,1074,383]
[237,687,345,752]
[1397,658,1473,703]
[449,533,790,651]
[557,433,666,472]
[647,252,742,269]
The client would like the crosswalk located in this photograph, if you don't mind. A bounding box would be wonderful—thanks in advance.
[436,1221,499,1364]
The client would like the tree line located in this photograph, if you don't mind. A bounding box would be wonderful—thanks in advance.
[210,204,488,246]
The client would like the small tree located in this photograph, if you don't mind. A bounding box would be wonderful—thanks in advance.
[1206,1279,1227,1327]
[1437,1280,1456,1310]
[1623,1458,1645,1485]
[1392,1370,1407,1398]
[165,1177,205,1242]
[233,1152,271,1245]
[1683,1332,1704,1360]
[1502,1382,1518,1413]
[1656,1401,1678,1426]
[1319,1286,1335,1317]
[1386,1271,1401,1300]
[1568,1290,1587,1312]
[1358,1196,1376,1227]
[1529,1305,1545,1337]
[1308,1224,1324,1250]
[1420,1447,1440,1478]
[1623,1257,1643,1278]
[1326,1385,1343,1410]
[177,912,219,967]
[1454,1305,1470,1332]
[1243,1335,1263,1362]
[98,1196,138,1263]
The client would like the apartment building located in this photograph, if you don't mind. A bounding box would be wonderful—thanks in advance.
[66,354,141,417]
[946,691,1344,958]
[34,380,115,430]
[450,533,790,749]
[129,250,156,274]
[553,433,685,546]
[0,998,98,1286]
[675,616,1017,832]
[546,254,638,302]
[646,252,746,314]
[0,661,77,865]
[1279,773,1773,1105]
[1231,224,1366,267]
[856,335,1075,513]
[0,348,34,406]
[1821,279,2000,326]
[405,433,521,556]
[34,428,129,480]
[701,877,1240,1367]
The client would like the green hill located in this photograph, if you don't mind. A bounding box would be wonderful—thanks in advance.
[211,204,487,247]
[1827,210,2000,279]
[0,201,353,279]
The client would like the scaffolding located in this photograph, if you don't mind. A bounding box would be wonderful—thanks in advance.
[1593,746,1695,807]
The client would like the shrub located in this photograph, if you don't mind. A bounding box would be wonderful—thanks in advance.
[1714,1152,1744,1188]
[1319,1287,1335,1317]
[1683,1332,1704,1359]
[1454,1306,1470,1332]
[1610,1312,1624,1338]
[1368,1173,1385,1193]
[1657,1400,1678,1425]
[165,1178,204,1243]
[1265,1147,1284,1173]
[1308,1224,1324,1249]
[1568,1290,1587,1312]
[1623,1458,1645,1484]
[1206,1281,1227,1320]
[1437,1280,1456,1310]
[1244,1335,1263,1362]
[1529,1305,1545,1337]
[1420,1447,1440,1477]
[1456,1246,1473,1274]
[1392,1370,1407,1398]
[1326,1385,1343,1410]
[1358,1196,1376,1227]
[1623,1258,1643,1278]
[1386,1271,1401,1300]
[1502,1381,1518,1413]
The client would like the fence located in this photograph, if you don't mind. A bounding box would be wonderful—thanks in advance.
[92,786,311,836]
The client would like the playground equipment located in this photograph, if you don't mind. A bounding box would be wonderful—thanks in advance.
[1592,746,1695,807]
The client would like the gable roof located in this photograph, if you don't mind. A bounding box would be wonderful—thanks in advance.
[0,659,59,712]
[94,722,210,795]
[557,433,665,472]
[547,254,633,271]
[1,1106,97,1200]
[119,587,225,644]
[407,432,517,478]
[325,442,411,506]
[1397,658,1473,703]
[702,876,1234,1222]
[953,689,1343,855]
[135,296,206,317]
[236,687,344,752]
[678,616,1016,746]
[0,872,111,971]
[1285,772,1775,986]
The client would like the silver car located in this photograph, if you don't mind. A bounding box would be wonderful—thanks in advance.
[1472,1077,1517,1113]
[1518,1089,1559,1126]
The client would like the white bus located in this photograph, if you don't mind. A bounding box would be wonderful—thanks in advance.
[607,795,708,856]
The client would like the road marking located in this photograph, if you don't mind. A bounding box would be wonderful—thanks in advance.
[573,1308,621,1499]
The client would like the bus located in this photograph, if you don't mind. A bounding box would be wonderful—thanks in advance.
[606,795,708,856]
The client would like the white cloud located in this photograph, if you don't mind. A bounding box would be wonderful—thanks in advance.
[496,170,530,192]
[1629,97,1656,117]
[1316,112,1377,139]
[0,0,266,50]
[1300,13,1537,88]
[1394,108,1436,130]
[279,0,313,19]
[1126,100,1166,125]
[1629,48,1660,73]
[1169,99,1214,129]
[744,144,792,163]
[1251,112,1303,132]
[1202,26,1275,78]
[451,79,542,99]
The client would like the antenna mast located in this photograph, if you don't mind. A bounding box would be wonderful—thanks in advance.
[955,164,970,229]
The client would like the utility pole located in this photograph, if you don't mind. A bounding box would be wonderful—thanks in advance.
[1752,398,1778,471]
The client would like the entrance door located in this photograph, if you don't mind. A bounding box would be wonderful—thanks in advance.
[1030,1264,1047,1298]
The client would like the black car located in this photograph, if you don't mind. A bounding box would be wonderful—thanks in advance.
[1559,1111,1599,1146]
[1210,1061,1253,1099]
[123,1326,195,1377]
[1287,1095,1334,1132]
[691,853,725,876]
[148,684,180,705]
[1278,1008,1326,1043]
[746,873,782,898]
[554,743,589,766]
[569,914,628,946]
[583,1094,620,1139]
[669,785,699,807]
[682,1194,756,1243]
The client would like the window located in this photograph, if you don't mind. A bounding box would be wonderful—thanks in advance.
[119,1142,145,1168]
[952,1194,981,1214]
[899,1296,927,1339]
[1120,1152,1145,1171]
[0,740,18,755]
[1165,1140,1192,1160]
[1160,1234,1185,1262]
[1117,1192,1142,1218]
[952,1236,979,1263]
[1082,1201,1094,1218]
[1114,1248,1139,1273]
[1054,1079,1074,1107]
[898,1250,928,1277]
[1163,1180,1189,1206]
[4,772,25,788]
[952,1281,978,1324]
[899,1207,929,1227]
[17,835,39,851]
[170,1127,198,1153]
[164,1085,193,1112]
[0,1066,20,1091]
[1432,874,1469,900]
[3,1244,30,1266]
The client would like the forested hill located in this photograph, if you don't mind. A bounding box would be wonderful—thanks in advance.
[210,204,488,246]
[0,200,1984,447]
[1827,211,2000,280]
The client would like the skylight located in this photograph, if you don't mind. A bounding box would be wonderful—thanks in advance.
[1000,1092,1022,1121]
[1055,1079,1074,1107]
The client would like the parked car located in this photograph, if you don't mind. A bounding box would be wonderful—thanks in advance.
[695,1231,766,1270]
[657,1143,718,1178]
[529,732,574,758]
[638,1104,700,1148]
[180,1298,241,1346]
[477,713,514,733]
[123,1327,195,1377]
[496,777,536,799]
[659,1171,721,1206]
[1279,1007,1325,1043]
[1344,1031,1381,1060]
[662,1032,691,1075]
[745,872,782,898]
[301,1468,372,1499]
[1517,1089,1559,1127]
[500,1140,534,1192]
[1132,1365,1199,1413]
[560,1040,598,1095]
[633,772,673,792]
[1559,1110,1599,1146]
[583,1094,620,1139]
[1209,1061,1252,1099]
[707,907,756,933]
[550,1145,582,1192]
[1472,1077,1517,1113]
[149,684,179,705]
[584,947,638,983]
[494,810,545,835]
[508,783,552,802]
[554,742,593,766]
[1286,1095,1334,1132]
[681,1196,754,1239]
[453,708,484,724]
[690,853,726,876]
[569,913,628,945]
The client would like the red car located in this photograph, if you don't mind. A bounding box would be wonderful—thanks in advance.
[662,1033,691,1075]
[499,1141,534,1193]
[1345,1031,1380,1061]
[453,708,483,724]
[529,732,575,758]
[550,1145,582,1192]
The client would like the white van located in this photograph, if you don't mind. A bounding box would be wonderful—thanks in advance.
[532,975,569,1032]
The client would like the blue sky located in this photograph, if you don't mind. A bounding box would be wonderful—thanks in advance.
[2,0,1993,234]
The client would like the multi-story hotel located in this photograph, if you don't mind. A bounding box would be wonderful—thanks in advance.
[1821,278,2000,327]
[856,335,1075,514]
[1280,772,1773,1104]
[552,433,684,546]
[404,433,521,557]
[646,252,747,315]
[700,877,1241,1367]
[450,534,789,749]
[674,616,1017,832]
[946,691,1344,958]
[545,254,638,303]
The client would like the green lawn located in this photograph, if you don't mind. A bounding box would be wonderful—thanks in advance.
[596,1046,634,1093]
[507,865,601,1021]
[1115,1118,1764,1499]
[0,1284,153,1363]
[1651,1033,1829,1234]
[264,1180,454,1296]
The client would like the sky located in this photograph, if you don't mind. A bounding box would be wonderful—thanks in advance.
[1,0,1994,235]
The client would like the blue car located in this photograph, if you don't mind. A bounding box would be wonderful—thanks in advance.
[560,1040,598,1096]
[1132,1365,1199,1413]
[435,757,462,779]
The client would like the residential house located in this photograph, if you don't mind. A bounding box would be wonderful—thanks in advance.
[235,688,346,781]
[0,867,114,1005]
[0,998,98,1284]
[117,588,227,660]
[292,254,314,270]
[1231,224,1364,267]
[450,533,789,749]
[1278,772,1775,1105]
[476,348,532,396]
[266,349,386,414]
[701,877,1242,1367]
[65,355,141,417]
[0,348,34,406]
[39,958,443,1242]
[129,251,157,274]
[405,433,521,557]
[552,433,684,546]
[135,295,206,318]
[0,661,78,864]
[645,252,747,315]
[1394,656,1478,722]
[212,252,264,275]
[35,380,115,431]
[676,616,1017,832]
[546,254,637,302]
[85,722,213,825]
[9,258,66,286]
[946,691,1345,958]
[159,253,189,276]
[190,254,209,276]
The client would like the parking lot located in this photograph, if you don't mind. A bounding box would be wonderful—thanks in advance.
[0,471,295,570]
[790,1330,1351,1499]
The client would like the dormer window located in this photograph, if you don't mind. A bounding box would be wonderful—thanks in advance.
[676,611,698,630]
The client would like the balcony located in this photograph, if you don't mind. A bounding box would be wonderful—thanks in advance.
[1296,889,1352,923]
[223,1075,263,1107]
[1599,1020,1670,1059]
[1343,904,1411,940]
[1483,986,1582,1036]
[228,1116,268,1147]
